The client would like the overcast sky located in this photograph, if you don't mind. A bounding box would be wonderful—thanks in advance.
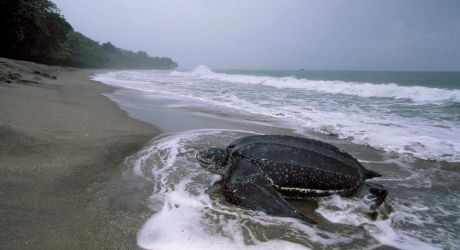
[53,0,460,71]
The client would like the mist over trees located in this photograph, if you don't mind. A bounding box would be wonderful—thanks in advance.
[0,0,177,69]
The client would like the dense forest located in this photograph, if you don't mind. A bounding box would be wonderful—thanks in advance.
[0,0,178,69]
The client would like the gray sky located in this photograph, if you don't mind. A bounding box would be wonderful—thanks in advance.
[54,0,460,71]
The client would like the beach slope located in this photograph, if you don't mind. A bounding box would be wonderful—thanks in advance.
[0,58,158,249]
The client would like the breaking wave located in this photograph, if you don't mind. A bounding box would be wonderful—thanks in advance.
[93,68,460,162]
[93,68,460,249]
[127,130,342,249]
[173,65,460,104]
[123,129,451,249]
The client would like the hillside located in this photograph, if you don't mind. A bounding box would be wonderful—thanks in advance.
[0,0,177,69]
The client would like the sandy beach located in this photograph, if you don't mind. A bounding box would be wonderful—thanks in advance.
[93,68,459,249]
[0,58,158,249]
[2,58,459,249]
[2,1,459,249]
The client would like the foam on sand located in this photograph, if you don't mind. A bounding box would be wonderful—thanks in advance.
[317,195,443,250]
[120,129,455,249]
[94,68,460,162]
[124,130,349,249]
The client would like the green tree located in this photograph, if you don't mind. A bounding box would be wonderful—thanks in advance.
[0,0,72,63]
[0,0,178,69]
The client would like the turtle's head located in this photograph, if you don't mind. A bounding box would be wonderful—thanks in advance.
[196,147,229,175]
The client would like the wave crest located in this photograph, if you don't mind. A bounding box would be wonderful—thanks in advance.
[172,66,460,104]
[170,65,215,78]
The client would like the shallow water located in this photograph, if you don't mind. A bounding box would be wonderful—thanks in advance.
[94,68,460,249]
[96,67,460,162]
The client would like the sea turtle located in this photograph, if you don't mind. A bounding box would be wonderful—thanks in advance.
[196,135,387,224]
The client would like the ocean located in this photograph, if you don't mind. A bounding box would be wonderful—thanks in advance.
[93,67,460,249]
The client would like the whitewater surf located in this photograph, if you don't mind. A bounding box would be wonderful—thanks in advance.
[93,67,460,249]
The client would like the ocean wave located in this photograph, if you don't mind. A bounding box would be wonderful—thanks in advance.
[93,70,460,162]
[316,195,443,250]
[171,66,460,104]
[128,130,342,249]
[125,130,455,249]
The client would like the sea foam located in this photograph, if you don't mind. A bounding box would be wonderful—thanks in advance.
[173,66,460,104]
[317,195,442,250]
[93,68,460,162]
[122,129,451,249]
[127,130,324,250]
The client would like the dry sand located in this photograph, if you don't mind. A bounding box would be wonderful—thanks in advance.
[0,58,158,249]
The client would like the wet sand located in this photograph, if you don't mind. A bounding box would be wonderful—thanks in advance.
[63,68,458,249]
[0,58,158,249]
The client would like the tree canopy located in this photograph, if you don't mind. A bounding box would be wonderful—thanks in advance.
[0,0,177,69]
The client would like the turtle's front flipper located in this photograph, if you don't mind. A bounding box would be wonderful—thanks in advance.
[223,158,316,225]
[366,182,388,210]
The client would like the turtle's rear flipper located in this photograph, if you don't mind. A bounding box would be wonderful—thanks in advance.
[366,182,388,210]
[224,158,316,225]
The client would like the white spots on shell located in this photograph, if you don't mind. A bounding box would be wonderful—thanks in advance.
[262,164,363,198]
[278,185,353,195]
[230,139,368,200]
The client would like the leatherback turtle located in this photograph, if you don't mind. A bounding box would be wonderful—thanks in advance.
[196,135,387,224]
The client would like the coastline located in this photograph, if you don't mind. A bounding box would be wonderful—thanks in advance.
[2,58,458,249]
[0,58,159,249]
[95,69,459,250]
